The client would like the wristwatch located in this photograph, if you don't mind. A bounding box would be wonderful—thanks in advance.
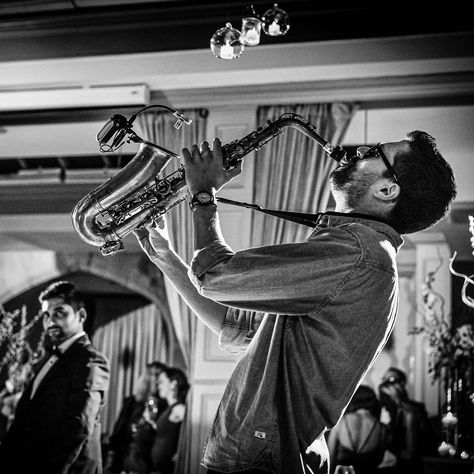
[189,191,217,211]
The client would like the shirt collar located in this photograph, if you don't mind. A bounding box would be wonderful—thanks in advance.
[56,331,86,355]
[310,211,403,250]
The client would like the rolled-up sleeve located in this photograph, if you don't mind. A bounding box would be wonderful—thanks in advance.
[219,307,265,354]
[189,229,361,316]
[189,241,235,289]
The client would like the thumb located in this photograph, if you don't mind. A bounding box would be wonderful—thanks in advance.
[133,227,156,257]
[227,160,243,179]
[133,226,149,241]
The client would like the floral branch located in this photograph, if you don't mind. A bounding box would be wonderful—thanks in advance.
[0,305,46,389]
[449,251,474,309]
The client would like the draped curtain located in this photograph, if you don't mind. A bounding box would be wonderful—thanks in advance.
[93,303,171,434]
[250,103,357,246]
[137,109,208,474]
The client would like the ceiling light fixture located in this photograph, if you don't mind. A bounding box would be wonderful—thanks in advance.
[209,3,289,60]
[261,3,290,37]
[210,22,245,60]
[241,5,262,46]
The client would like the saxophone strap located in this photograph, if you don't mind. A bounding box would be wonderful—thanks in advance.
[216,197,320,228]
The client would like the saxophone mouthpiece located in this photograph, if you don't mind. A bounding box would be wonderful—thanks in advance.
[323,143,347,163]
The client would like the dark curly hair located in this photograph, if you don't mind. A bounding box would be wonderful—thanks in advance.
[39,280,85,312]
[388,130,457,234]
[161,367,190,404]
[347,384,382,418]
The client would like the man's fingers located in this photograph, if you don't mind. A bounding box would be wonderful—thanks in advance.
[181,147,192,163]
[191,144,201,159]
[212,137,222,151]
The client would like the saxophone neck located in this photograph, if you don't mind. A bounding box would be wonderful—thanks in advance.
[222,113,345,166]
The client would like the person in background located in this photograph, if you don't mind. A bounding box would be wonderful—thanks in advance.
[327,384,388,474]
[135,130,456,473]
[104,361,168,474]
[121,366,189,474]
[378,367,438,474]
[150,367,190,474]
[0,280,110,474]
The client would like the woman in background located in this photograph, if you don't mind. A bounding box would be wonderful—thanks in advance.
[327,384,388,474]
[150,367,190,474]
[378,367,437,474]
[105,361,167,474]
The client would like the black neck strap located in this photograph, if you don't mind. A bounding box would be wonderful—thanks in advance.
[216,197,391,228]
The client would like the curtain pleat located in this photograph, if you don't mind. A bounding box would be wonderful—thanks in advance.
[93,303,170,435]
[250,103,357,246]
[137,109,208,474]
[137,109,207,369]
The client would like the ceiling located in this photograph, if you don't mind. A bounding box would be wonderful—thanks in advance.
[0,0,473,258]
[0,0,472,62]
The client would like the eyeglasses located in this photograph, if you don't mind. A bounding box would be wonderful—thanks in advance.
[341,143,399,184]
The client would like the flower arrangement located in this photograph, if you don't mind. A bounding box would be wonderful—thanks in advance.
[409,216,474,457]
[408,263,474,382]
[409,216,474,382]
[0,305,45,394]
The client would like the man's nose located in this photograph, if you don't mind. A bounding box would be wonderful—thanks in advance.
[356,146,370,158]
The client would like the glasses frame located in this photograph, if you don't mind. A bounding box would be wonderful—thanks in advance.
[361,143,399,184]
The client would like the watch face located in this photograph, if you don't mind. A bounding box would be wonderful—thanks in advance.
[196,192,213,204]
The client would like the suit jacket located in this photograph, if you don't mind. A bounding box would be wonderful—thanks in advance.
[0,334,110,474]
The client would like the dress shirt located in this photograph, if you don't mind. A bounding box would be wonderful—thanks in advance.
[189,212,403,473]
[30,331,86,399]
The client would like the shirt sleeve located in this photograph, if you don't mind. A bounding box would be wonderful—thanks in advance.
[219,307,265,354]
[189,228,361,315]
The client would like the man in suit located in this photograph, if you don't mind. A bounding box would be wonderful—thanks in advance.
[0,280,110,474]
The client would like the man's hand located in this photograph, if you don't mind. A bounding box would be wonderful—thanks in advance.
[182,137,242,195]
[133,217,172,261]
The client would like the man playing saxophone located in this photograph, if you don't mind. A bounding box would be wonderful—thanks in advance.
[135,132,456,474]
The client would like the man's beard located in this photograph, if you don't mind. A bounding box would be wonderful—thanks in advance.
[45,327,65,346]
[330,164,379,209]
[330,163,354,189]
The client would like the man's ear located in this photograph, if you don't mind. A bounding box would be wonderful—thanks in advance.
[373,180,400,203]
[78,307,87,323]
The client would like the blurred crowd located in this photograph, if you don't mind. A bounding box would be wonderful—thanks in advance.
[327,367,437,474]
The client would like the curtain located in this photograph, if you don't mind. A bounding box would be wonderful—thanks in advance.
[250,103,357,246]
[93,303,170,435]
[138,109,207,369]
[137,109,208,474]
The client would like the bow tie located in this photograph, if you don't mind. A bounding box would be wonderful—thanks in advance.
[45,345,62,357]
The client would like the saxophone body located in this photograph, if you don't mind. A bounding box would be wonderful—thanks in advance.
[71,113,344,255]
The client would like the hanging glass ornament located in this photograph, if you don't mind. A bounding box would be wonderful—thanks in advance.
[261,3,290,37]
[210,22,245,60]
[241,5,262,46]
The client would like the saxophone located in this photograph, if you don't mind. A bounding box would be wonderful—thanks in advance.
[71,110,345,256]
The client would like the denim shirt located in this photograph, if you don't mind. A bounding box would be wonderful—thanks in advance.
[189,212,403,473]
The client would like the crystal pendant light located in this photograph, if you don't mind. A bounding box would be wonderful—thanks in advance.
[241,5,262,46]
[261,3,290,37]
[210,22,245,60]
